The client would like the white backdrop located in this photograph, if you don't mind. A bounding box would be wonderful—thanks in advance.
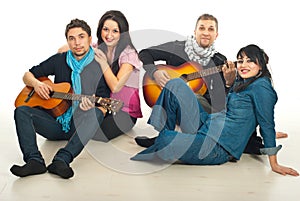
[1,0,299,133]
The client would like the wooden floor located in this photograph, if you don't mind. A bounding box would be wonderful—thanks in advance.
[2,1,300,200]
[1,94,300,201]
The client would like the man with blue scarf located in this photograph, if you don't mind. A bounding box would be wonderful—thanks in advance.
[10,19,110,179]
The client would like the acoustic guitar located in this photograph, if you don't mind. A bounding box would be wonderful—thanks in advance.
[142,61,224,107]
[15,77,123,117]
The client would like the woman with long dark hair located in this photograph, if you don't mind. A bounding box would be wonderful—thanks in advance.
[93,10,143,141]
[131,44,298,176]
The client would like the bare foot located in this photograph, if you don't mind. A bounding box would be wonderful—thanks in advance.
[276,131,288,139]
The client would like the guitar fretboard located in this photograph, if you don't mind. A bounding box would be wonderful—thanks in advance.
[50,91,124,115]
[184,65,223,81]
[51,92,99,103]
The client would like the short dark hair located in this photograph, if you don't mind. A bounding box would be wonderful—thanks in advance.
[196,14,218,31]
[65,18,91,38]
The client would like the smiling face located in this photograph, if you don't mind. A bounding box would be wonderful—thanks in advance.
[101,19,121,49]
[236,53,262,79]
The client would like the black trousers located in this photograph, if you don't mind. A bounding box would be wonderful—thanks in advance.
[92,110,137,142]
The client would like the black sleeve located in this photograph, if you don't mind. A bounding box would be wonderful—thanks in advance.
[212,52,228,87]
[29,53,71,83]
[29,56,57,77]
[138,41,183,79]
[139,49,167,79]
[95,77,110,99]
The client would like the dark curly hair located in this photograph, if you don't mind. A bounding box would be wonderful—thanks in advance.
[65,18,91,39]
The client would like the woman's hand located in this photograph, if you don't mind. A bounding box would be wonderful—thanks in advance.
[94,48,109,71]
[57,44,69,53]
[269,155,299,176]
[272,164,299,176]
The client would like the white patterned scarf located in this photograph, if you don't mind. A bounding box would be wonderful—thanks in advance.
[184,35,217,66]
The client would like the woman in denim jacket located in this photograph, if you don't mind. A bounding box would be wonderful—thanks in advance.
[131,44,298,176]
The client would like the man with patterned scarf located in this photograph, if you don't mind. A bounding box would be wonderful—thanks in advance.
[135,13,264,155]
[10,19,110,179]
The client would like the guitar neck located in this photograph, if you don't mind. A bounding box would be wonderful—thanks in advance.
[50,91,123,115]
[185,65,223,81]
[51,92,100,104]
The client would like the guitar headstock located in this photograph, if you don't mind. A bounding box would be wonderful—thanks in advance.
[98,97,123,115]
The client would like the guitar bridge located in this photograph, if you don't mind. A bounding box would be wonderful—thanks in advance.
[24,89,35,103]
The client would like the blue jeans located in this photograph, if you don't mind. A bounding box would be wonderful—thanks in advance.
[148,78,207,134]
[132,78,231,165]
[14,106,104,164]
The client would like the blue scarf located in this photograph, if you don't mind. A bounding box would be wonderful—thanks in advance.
[56,46,95,132]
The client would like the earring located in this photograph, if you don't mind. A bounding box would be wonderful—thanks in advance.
[256,70,262,78]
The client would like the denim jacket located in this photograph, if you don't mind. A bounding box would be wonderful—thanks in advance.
[203,77,281,160]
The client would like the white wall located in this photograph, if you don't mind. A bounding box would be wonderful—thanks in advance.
[1,0,299,132]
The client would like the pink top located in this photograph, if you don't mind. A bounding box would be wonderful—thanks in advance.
[110,46,143,118]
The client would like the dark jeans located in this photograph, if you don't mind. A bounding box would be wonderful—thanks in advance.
[14,106,104,164]
[93,110,137,142]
